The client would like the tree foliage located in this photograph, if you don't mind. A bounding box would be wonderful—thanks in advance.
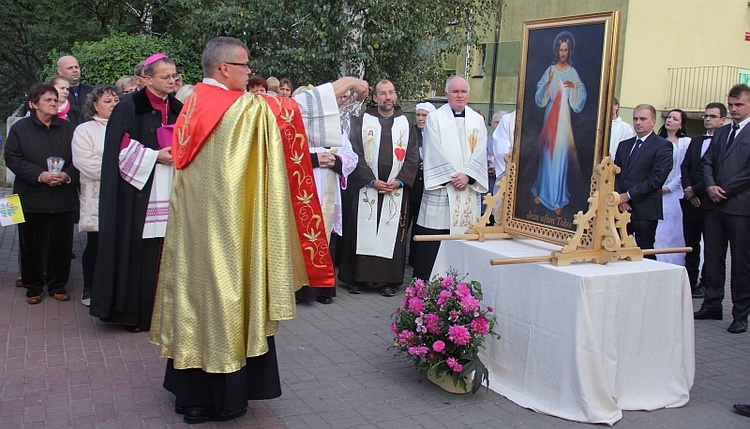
[0,0,496,119]
[44,33,202,87]
[179,0,497,99]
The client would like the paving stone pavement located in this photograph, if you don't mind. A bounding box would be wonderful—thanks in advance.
[1,201,749,428]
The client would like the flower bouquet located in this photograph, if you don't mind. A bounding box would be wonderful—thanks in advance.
[390,270,500,394]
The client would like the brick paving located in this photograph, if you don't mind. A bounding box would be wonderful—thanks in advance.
[1,197,749,428]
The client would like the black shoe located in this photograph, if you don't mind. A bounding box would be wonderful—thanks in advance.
[175,405,185,414]
[124,325,143,333]
[183,406,247,424]
[728,319,748,333]
[316,296,333,304]
[694,307,722,320]
[380,286,396,297]
[348,285,362,294]
[691,285,705,299]
[734,404,750,417]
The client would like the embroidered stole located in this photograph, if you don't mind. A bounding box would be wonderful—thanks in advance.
[436,106,482,234]
[356,114,410,258]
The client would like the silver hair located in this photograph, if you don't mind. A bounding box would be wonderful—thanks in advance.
[445,75,470,94]
[202,37,249,78]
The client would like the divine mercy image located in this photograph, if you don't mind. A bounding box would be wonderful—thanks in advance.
[531,30,586,216]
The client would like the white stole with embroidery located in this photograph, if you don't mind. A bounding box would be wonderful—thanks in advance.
[419,105,487,233]
[356,113,410,258]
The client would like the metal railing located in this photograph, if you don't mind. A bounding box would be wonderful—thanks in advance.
[667,65,743,111]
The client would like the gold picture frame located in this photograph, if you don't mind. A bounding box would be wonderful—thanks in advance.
[502,11,620,245]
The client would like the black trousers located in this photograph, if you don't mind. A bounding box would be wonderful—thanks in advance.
[627,219,657,260]
[681,205,706,286]
[82,231,98,293]
[701,209,750,320]
[18,211,76,297]
[411,225,449,281]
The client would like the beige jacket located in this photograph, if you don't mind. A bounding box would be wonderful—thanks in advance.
[72,116,107,232]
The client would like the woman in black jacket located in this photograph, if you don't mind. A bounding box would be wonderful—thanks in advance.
[5,82,79,304]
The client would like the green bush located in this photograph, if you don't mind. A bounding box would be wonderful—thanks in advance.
[45,32,202,86]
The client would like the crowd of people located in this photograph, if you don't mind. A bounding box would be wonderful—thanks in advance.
[4,36,750,422]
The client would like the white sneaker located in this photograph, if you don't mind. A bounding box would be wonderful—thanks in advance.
[81,293,91,307]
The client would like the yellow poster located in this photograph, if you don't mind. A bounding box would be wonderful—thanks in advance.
[0,194,25,226]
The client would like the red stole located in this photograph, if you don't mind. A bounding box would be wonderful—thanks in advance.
[172,83,335,287]
[263,94,335,287]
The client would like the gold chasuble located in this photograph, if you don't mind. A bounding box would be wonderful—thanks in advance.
[150,83,333,373]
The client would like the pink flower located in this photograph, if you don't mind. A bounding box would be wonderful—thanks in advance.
[424,313,441,334]
[414,278,425,288]
[460,295,480,313]
[398,330,414,344]
[432,340,446,353]
[408,346,429,357]
[470,316,490,335]
[487,306,493,312]
[447,357,463,373]
[448,325,471,345]
[448,310,460,322]
[404,285,415,297]
[390,322,399,333]
[437,290,452,307]
[455,282,471,298]
[408,297,424,315]
[440,277,454,288]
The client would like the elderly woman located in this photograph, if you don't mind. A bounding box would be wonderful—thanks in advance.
[5,82,79,304]
[71,85,119,306]
[115,75,137,96]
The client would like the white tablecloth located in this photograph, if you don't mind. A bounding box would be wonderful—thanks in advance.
[431,239,695,425]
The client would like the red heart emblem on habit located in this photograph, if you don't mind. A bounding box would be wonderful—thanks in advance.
[395,147,406,161]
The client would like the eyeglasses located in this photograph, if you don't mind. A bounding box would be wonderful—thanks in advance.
[221,62,251,70]
[702,114,723,119]
[377,90,396,97]
[154,73,180,81]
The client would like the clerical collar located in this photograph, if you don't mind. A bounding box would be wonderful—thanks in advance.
[453,110,465,117]
[203,77,230,91]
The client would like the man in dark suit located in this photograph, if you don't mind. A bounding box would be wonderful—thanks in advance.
[614,104,673,258]
[680,102,726,298]
[693,84,750,334]
[56,55,93,126]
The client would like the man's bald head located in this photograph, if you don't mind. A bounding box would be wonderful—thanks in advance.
[57,55,81,86]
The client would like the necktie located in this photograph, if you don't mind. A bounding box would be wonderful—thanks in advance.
[726,123,740,151]
[627,139,643,169]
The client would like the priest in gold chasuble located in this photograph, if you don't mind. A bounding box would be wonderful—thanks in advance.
[149,37,369,424]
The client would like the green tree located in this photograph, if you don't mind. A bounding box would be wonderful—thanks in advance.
[179,0,496,99]
[45,33,202,87]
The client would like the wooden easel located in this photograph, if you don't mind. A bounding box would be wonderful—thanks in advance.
[415,155,690,266]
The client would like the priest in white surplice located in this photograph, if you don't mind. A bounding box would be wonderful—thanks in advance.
[412,76,488,280]
[339,80,419,297]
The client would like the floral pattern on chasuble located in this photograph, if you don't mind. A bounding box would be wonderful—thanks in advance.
[263,95,335,286]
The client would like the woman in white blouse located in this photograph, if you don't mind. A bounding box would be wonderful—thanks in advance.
[655,108,691,265]
[71,85,119,306]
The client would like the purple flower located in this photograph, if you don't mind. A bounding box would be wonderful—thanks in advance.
[408,297,424,315]
[398,330,414,344]
[408,346,429,357]
[424,313,441,334]
[440,277,454,288]
[432,340,446,353]
[448,325,471,345]
[460,295,480,313]
[487,306,494,312]
[470,316,490,336]
[455,282,470,298]
[447,357,463,373]
[437,290,452,307]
